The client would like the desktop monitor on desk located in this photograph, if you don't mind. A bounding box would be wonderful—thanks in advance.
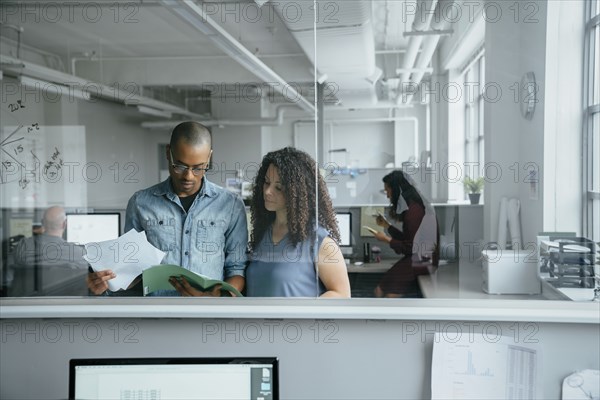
[335,212,353,256]
[69,357,279,400]
[65,213,121,244]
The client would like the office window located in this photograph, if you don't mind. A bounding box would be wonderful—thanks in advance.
[463,51,485,181]
[584,0,600,241]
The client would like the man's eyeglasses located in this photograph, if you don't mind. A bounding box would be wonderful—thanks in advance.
[169,149,210,176]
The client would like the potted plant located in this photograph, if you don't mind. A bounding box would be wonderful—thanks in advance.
[463,176,484,204]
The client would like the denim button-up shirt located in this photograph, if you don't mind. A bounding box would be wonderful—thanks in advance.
[125,177,248,281]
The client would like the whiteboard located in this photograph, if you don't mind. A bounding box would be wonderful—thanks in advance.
[1,125,87,209]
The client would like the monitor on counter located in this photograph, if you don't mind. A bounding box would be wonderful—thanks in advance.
[335,212,352,255]
[69,357,278,400]
[66,213,121,244]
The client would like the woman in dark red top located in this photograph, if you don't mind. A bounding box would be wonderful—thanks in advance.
[372,170,438,297]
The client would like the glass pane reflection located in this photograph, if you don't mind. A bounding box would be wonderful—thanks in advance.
[0,1,594,304]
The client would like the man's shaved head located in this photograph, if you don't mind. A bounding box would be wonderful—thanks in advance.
[170,121,212,149]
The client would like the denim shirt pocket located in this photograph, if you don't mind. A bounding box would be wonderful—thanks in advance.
[196,219,227,248]
[144,218,176,252]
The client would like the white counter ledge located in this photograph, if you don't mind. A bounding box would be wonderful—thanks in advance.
[1,297,598,324]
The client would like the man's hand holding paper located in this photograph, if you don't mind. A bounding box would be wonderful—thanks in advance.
[84,229,166,293]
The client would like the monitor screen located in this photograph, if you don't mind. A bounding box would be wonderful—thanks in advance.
[335,212,352,247]
[69,358,278,400]
[66,213,121,244]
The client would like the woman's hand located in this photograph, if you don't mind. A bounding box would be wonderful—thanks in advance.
[373,231,392,244]
[375,215,390,229]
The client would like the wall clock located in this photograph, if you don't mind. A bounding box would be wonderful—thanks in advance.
[520,71,536,120]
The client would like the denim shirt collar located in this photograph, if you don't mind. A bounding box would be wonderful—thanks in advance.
[151,177,218,202]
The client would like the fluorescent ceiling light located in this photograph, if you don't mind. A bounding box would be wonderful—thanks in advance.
[20,76,91,101]
[137,105,173,119]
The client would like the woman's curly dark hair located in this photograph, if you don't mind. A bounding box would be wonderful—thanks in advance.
[250,147,340,250]
[383,170,424,221]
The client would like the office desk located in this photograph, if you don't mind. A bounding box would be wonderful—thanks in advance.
[347,259,564,300]
[417,260,549,300]
[346,260,395,297]
[346,260,395,273]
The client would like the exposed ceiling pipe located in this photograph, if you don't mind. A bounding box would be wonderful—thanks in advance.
[325,101,414,110]
[325,117,419,124]
[271,0,379,108]
[141,105,296,130]
[160,0,315,114]
[403,0,456,105]
[0,54,205,119]
[70,53,307,77]
[399,0,438,86]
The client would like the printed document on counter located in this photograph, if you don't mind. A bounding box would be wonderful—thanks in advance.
[431,332,542,399]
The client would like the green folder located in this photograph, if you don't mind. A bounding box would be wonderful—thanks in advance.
[142,264,243,297]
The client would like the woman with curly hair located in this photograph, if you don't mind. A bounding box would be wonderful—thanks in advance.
[246,147,351,297]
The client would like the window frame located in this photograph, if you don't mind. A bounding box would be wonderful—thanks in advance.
[462,50,485,183]
[583,0,600,241]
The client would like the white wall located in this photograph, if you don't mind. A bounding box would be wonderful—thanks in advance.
[323,106,428,169]
[209,98,263,187]
[483,0,584,245]
[483,0,548,245]
[261,104,311,157]
[1,315,598,400]
[79,99,167,209]
[260,102,428,169]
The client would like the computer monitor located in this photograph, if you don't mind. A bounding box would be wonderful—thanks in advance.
[66,213,121,244]
[335,212,352,255]
[69,357,278,400]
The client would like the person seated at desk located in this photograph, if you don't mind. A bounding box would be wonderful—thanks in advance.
[372,170,438,298]
[14,206,88,269]
[245,147,351,298]
[11,206,89,296]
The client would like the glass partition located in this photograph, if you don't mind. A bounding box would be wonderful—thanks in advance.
[0,1,596,305]
[314,0,595,301]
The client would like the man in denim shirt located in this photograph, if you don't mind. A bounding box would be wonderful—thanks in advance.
[87,121,247,296]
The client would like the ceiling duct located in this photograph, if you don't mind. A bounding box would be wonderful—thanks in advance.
[397,0,456,105]
[141,105,297,130]
[398,0,438,87]
[0,54,206,120]
[271,0,379,108]
[160,0,315,114]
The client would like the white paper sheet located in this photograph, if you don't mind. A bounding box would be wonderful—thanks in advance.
[84,229,166,292]
[497,197,508,250]
[507,198,522,250]
[432,333,542,399]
